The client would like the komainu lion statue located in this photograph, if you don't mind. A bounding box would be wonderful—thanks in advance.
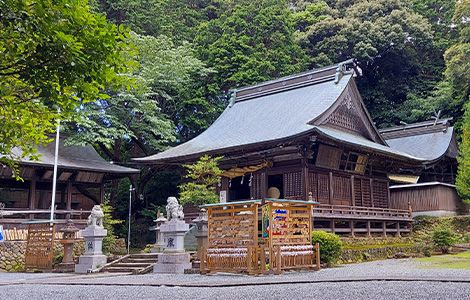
[166,197,184,221]
[87,205,104,227]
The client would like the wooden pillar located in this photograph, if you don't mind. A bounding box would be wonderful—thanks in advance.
[328,172,333,205]
[301,158,308,201]
[66,182,72,220]
[386,180,391,208]
[350,220,355,237]
[100,182,105,204]
[396,222,401,237]
[261,170,267,204]
[366,220,371,237]
[331,220,335,234]
[28,177,37,220]
[350,175,355,206]
[370,178,374,207]
[382,221,387,237]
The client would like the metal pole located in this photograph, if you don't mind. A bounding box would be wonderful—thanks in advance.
[50,111,60,221]
[128,185,134,254]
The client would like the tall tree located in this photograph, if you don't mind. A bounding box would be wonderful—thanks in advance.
[0,0,131,177]
[294,0,434,127]
[451,0,470,201]
[195,0,309,92]
[66,32,213,202]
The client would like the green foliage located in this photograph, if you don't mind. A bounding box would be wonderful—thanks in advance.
[294,0,435,127]
[101,199,124,254]
[432,227,459,253]
[178,155,223,206]
[195,0,309,92]
[0,0,132,177]
[311,230,343,264]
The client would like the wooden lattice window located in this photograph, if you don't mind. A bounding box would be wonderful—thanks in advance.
[354,178,371,207]
[332,175,351,202]
[308,172,318,201]
[373,180,388,208]
[316,145,342,170]
[284,172,302,199]
[344,152,368,174]
[318,173,330,204]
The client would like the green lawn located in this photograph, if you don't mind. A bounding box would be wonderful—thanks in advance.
[415,251,470,269]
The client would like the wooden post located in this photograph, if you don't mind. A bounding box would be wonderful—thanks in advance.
[396,222,401,237]
[331,220,336,234]
[350,220,355,237]
[66,182,72,220]
[366,220,371,237]
[382,221,387,237]
[370,178,374,207]
[328,172,333,205]
[260,246,266,274]
[261,170,267,204]
[314,242,321,271]
[200,247,206,274]
[28,177,37,220]
[276,244,282,274]
[350,175,355,206]
[247,245,252,274]
[302,158,308,201]
[100,182,105,204]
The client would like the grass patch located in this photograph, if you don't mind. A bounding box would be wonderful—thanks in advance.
[415,251,470,269]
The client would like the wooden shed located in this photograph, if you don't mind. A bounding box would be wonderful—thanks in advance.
[380,119,466,216]
[0,135,139,229]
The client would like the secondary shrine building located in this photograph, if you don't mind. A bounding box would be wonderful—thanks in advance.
[135,61,433,236]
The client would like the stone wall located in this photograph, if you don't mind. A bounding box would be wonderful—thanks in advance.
[0,240,85,272]
[339,245,419,264]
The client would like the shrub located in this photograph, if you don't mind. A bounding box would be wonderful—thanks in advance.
[432,228,458,253]
[311,230,343,265]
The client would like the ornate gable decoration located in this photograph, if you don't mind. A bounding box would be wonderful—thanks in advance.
[310,84,383,144]
[324,90,369,136]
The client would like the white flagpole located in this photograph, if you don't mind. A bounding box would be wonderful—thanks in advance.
[50,111,60,221]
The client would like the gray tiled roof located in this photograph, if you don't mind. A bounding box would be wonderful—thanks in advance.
[384,127,455,161]
[135,67,424,164]
[10,137,139,174]
[313,126,424,161]
[135,73,350,163]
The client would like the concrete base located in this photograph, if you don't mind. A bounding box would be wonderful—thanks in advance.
[74,254,107,273]
[153,252,192,274]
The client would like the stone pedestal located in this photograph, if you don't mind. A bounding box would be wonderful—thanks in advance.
[75,226,107,273]
[153,220,191,274]
[193,210,208,261]
[57,239,76,272]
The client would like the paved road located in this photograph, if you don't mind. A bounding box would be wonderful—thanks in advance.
[2,259,470,300]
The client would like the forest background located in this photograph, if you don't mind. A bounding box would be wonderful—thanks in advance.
[2,0,470,247]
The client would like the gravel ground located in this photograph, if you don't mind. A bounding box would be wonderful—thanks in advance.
[1,281,470,300]
[2,259,470,300]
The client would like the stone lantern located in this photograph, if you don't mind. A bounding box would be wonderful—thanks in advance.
[150,209,167,253]
[58,219,79,272]
[192,208,208,261]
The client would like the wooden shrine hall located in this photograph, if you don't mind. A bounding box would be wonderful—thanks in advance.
[0,136,139,229]
[135,61,428,237]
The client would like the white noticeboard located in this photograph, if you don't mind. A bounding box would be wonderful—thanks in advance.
[219,190,227,203]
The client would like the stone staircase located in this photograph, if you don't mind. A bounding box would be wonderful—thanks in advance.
[101,253,159,274]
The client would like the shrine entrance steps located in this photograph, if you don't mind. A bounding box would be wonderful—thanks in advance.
[101,253,158,274]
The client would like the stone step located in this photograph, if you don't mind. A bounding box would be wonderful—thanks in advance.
[114,262,153,268]
[104,266,144,273]
[122,258,158,264]
[129,253,159,259]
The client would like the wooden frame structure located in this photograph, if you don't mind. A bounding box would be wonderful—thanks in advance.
[200,199,260,274]
[262,199,320,273]
[24,220,57,271]
[200,199,321,275]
